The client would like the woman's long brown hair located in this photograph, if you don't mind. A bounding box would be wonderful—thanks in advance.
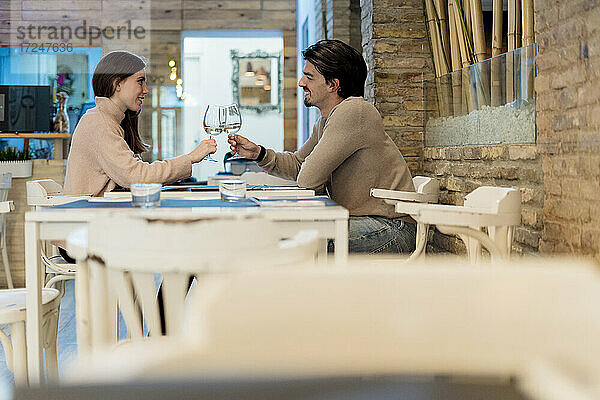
[92,51,149,154]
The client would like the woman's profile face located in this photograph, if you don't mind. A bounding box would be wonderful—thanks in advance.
[112,68,149,112]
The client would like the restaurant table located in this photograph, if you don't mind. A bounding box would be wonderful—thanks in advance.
[104,185,316,200]
[24,197,349,384]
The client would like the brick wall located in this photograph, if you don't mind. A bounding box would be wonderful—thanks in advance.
[535,1,600,260]
[360,0,434,173]
[324,0,362,51]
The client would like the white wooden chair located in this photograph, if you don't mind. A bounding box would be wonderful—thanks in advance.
[0,173,13,288]
[394,186,521,262]
[26,179,88,291]
[64,258,600,400]
[75,214,319,353]
[370,176,440,260]
[0,201,61,386]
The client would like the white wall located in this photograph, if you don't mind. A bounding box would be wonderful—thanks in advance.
[182,31,284,181]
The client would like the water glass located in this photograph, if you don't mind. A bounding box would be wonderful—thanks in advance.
[219,179,246,202]
[131,183,161,208]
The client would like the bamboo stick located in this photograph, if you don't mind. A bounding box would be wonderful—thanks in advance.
[469,0,490,107]
[515,0,522,48]
[425,0,443,77]
[522,0,534,102]
[491,0,503,106]
[448,0,461,72]
[453,0,476,112]
[425,0,448,77]
[508,0,517,52]
[463,0,473,43]
[490,57,503,106]
[523,0,534,46]
[435,0,451,69]
[492,0,503,57]
[425,0,451,116]
[507,0,517,102]
[448,0,462,115]
[453,1,471,68]
[470,0,486,63]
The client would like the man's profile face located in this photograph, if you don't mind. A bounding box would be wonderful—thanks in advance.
[298,61,330,109]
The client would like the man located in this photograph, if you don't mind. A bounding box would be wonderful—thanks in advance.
[228,39,416,253]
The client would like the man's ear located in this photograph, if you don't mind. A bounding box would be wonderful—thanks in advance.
[113,78,121,92]
[328,78,340,93]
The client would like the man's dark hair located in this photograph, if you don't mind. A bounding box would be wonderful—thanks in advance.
[302,39,367,99]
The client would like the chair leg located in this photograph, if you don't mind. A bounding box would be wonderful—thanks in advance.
[10,321,28,386]
[43,309,60,382]
[408,223,428,261]
[1,234,13,289]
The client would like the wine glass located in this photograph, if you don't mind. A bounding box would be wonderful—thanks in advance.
[202,105,226,162]
[223,104,243,159]
[223,104,242,136]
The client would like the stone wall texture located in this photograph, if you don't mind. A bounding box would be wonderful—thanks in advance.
[535,0,600,261]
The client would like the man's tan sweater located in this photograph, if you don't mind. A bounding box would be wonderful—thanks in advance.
[259,97,414,218]
[64,97,192,196]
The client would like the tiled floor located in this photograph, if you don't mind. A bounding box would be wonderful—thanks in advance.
[0,280,78,398]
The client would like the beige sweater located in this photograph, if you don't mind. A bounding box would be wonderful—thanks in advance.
[259,97,414,218]
[64,97,192,196]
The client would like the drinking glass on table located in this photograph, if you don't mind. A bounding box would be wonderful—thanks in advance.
[202,105,226,162]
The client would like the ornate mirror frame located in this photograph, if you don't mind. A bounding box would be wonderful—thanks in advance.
[231,49,282,113]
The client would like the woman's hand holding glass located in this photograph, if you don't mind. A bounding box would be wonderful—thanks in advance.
[187,138,217,163]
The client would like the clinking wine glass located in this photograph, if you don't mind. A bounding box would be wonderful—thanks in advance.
[202,105,226,162]
[223,104,242,136]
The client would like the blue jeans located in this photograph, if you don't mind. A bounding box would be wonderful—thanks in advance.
[329,216,417,254]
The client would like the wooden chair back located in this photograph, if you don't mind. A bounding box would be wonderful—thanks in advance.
[85,214,319,349]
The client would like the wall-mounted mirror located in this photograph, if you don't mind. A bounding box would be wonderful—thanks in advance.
[231,49,282,113]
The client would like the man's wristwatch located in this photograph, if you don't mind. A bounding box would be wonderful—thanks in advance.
[256,145,266,162]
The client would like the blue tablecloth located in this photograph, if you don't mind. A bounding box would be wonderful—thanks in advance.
[162,185,301,192]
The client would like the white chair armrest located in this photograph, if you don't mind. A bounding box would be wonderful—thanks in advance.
[395,202,521,227]
[0,201,14,213]
[370,188,438,204]
[28,195,90,207]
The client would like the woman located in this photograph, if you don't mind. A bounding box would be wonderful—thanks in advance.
[64,51,216,196]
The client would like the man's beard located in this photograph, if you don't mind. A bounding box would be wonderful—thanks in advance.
[303,93,314,107]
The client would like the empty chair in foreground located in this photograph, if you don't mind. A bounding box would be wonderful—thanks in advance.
[71,214,319,354]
